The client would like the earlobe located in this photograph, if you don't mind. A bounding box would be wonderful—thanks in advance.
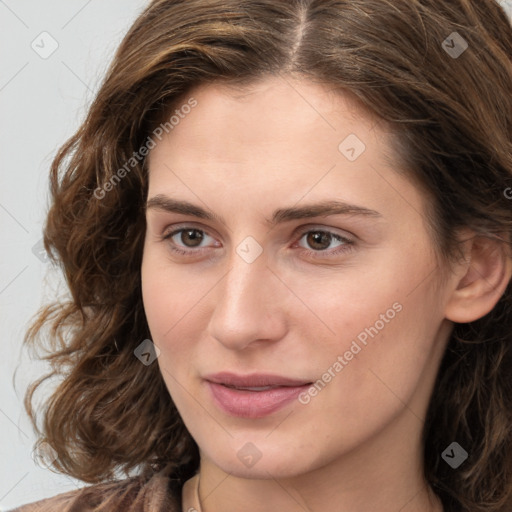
[444,235,512,324]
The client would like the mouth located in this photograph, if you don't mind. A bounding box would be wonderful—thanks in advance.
[220,384,286,391]
[204,371,312,388]
[204,372,313,418]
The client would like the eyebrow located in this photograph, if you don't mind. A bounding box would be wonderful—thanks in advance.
[145,194,382,226]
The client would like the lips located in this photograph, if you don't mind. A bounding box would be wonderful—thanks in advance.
[205,371,311,388]
[204,372,313,418]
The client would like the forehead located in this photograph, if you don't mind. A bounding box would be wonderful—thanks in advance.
[145,76,427,229]
[148,77,387,175]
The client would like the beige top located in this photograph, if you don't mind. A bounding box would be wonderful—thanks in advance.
[8,465,201,512]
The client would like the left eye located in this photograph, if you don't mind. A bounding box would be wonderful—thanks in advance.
[296,230,350,252]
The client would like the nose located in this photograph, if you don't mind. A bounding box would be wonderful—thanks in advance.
[206,250,289,351]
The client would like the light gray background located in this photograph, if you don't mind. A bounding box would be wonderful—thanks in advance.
[0,1,147,509]
[1,0,511,509]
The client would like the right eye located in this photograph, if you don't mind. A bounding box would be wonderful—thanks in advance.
[161,226,220,256]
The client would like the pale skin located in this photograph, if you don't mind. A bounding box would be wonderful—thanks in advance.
[141,76,512,512]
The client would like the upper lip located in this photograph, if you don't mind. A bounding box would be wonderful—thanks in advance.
[204,372,312,388]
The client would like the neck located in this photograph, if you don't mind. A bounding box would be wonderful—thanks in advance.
[196,472,442,512]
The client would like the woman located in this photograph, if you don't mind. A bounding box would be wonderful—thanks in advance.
[12,0,512,511]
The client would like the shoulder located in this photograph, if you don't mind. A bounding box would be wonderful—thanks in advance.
[8,465,182,512]
[7,487,86,512]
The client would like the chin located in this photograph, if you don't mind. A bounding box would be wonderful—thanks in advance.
[219,457,305,480]
[204,437,323,480]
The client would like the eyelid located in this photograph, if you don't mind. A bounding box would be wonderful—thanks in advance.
[161,222,217,240]
[161,223,354,242]
[293,224,355,242]
[162,224,219,247]
[160,223,356,258]
[292,226,355,259]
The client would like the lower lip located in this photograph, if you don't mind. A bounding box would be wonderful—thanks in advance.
[206,381,311,418]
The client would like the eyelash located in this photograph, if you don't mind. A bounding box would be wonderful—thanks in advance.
[160,226,355,260]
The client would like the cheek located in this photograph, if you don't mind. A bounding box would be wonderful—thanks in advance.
[330,293,442,421]
[299,258,443,414]
[290,260,402,361]
[141,246,201,341]
[141,251,186,375]
[142,274,195,412]
[141,250,206,387]
[141,266,169,340]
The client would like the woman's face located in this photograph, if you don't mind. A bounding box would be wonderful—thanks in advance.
[141,77,457,481]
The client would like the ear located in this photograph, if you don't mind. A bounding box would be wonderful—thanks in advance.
[444,233,512,323]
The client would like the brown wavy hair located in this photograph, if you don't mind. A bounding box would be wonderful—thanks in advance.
[19,0,512,510]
